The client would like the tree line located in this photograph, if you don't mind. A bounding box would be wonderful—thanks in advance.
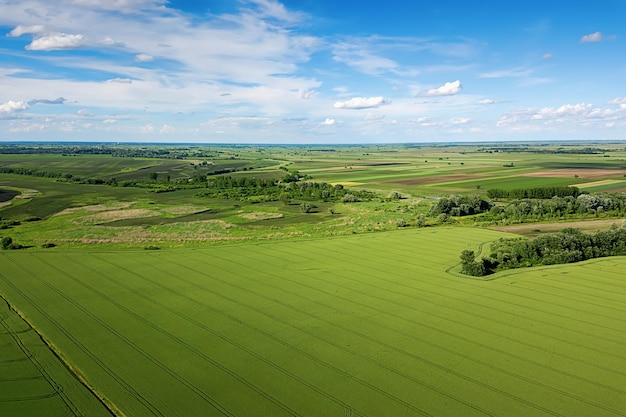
[487,186,580,199]
[460,225,626,276]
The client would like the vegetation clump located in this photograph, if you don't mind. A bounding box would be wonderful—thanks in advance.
[487,186,580,199]
[429,194,492,217]
[460,225,626,276]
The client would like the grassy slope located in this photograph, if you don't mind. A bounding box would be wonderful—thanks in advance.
[1,227,625,417]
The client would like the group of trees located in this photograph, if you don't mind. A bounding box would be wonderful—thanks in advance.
[196,173,376,204]
[486,193,626,222]
[487,186,580,199]
[460,225,626,276]
[429,194,492,217]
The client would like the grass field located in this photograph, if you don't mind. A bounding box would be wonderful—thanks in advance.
[1,227,625,416]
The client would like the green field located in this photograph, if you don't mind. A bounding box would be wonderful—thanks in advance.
[1,228,625,416]
[0,296,112,416]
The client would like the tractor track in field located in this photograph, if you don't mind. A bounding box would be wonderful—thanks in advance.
[156,251,559,417]
[23,256,238,417]
[214,239,626,414]
[220,246,625,417]
[0,257,170,417]
[84,253,376,417]
[316,240,626,379]
[42,254,305,417]
[0,294,79,415]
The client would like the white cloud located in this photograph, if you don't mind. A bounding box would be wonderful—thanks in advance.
[140,123,154,132]
[159,124,174,133]
[321,118,336,126]
[103,119,117,124]
[419,80,462,97]
[246,0,305,24]
[608,98,626,109]
[476,99,496,105]
[333,96,390,110]
[8,25,46,37]
[0,100,29,113]
[26,33,86,51]
[107,78,133,84]
[497,102,626,130]
[542,53,553,60]
[580,31,604,43]
[451,117,470,125]
[135,53,154,62]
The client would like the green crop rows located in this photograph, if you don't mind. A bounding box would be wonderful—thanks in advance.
[1,227,625,416]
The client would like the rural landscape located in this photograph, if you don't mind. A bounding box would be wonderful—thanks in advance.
[2,0,626,415]
[1,141,626,416]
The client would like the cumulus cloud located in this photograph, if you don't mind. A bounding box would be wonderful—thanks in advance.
[580,31,616,43]
[26,33,86,51]
[135,53,154,62]
[7,25,46,37]
[418,80,462,97]
[321,118,336,125]
[0,100,29,113]
[333,96,390,110]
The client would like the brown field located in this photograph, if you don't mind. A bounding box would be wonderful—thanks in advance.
[491,218,626,236]
[390,174,485,185]
[522,169,626,178]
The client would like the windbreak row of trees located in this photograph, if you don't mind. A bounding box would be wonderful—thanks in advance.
[487,186,580,199]
[461,225,626,276]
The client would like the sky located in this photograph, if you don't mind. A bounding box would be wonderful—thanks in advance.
[1,0,626,144]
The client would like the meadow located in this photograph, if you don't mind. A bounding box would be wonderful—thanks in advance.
[1,142,626,416]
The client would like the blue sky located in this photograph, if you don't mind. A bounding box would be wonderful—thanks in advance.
[1,0,625,143]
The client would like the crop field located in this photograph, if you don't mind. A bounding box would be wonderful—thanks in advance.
[1,228,626,416]
[0,297,112,416]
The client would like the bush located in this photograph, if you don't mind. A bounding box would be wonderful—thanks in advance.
[342,194,360,203]
[41,243,57,248]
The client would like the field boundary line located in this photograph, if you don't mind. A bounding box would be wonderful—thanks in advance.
[0,291,116,417]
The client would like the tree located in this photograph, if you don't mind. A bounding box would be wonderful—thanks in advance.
[1,236,13,249]
[460,250,486,276]
[416,214,426,227]
[148,172,158,181]
[300,203,312,213]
